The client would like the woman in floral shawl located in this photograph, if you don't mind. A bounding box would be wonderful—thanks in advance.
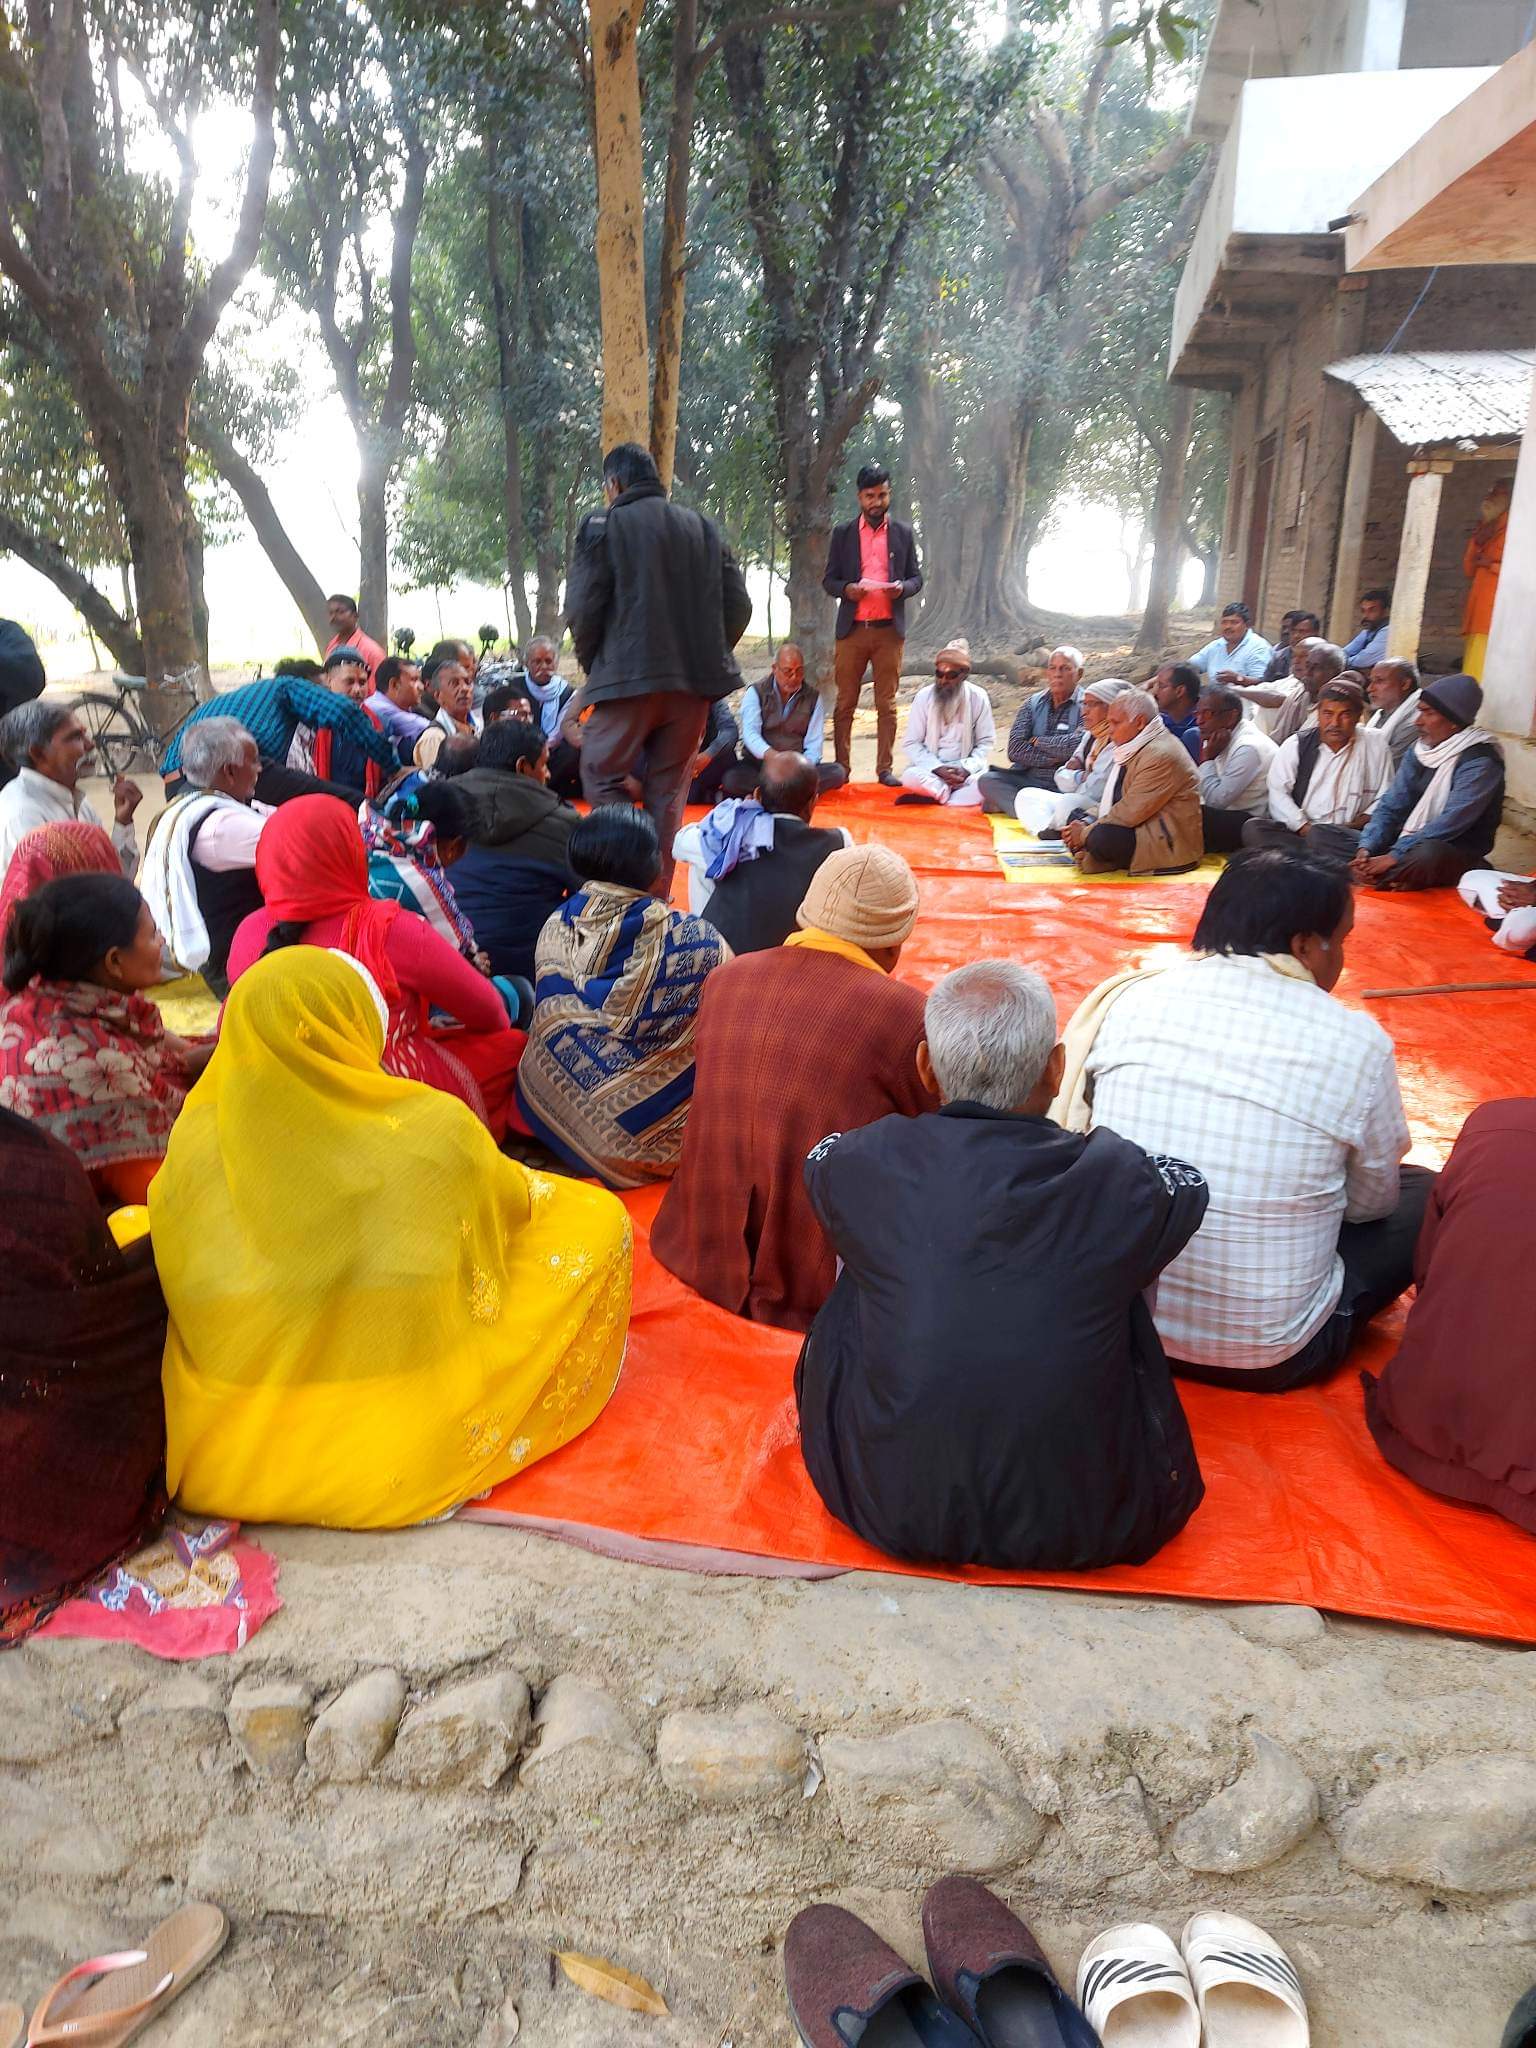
[516,806,731,1188]
[0,873,210,1203]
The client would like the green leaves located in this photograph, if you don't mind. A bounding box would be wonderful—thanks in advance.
[1102,3,1200,67]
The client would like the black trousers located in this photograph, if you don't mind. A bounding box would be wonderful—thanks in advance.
[1201,805,1256,854]
[1082,820,1138,869]
[978,765,1059,813]
[1173,1165,1437,1393]
[546,737,583,799]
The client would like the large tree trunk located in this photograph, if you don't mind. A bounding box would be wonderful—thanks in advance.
[487,178,534,645]
[590,0,650,451]
[649,0,698,491]
[1134,382,1195,654]
[356,442,390,647]
[128,488,211,725]
[193,417,331,648]
[0,510,145,672]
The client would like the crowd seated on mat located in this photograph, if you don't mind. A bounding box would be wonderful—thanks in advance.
[1194,685,1277,854]
[151,946,632,1531]
[0,872,212,1205]
[226,794,527,1142]
[449,716,581,985]
[651,842,931,1333]
[1224,635,1345,746]
[796,958,1208,1571]
[896,639,996,808]
[515,806,731,1189]
[1058,688,1202,876]
[1364,1098,1536,1539]
[138,717,268,1001]
[978,644,1085,813]
[1062,849,1433,1392]
[673,749,852,953]
[1011,678,1128,839]
[1240,679,1393,862]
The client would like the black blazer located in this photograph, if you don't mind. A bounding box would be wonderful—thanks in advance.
[822,517,923,640]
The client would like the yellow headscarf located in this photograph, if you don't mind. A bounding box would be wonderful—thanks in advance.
[150,947,631,1529]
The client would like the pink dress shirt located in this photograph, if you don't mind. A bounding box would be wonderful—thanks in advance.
[855,518,893,622]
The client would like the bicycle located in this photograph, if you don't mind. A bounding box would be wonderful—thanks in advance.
[73,669,202,778]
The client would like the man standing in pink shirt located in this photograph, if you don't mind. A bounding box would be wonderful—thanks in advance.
[823,461,923,786]
[322,593,387,683]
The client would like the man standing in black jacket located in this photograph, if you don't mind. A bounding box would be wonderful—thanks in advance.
[822,461,923,786]
[565,442,752,894]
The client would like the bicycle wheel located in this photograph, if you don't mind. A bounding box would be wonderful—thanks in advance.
[74,691,151,777]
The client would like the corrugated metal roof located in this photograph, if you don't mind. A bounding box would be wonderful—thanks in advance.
[1325,349,1533,447]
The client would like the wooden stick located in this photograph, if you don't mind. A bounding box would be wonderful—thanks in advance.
[1362,980,1536,999]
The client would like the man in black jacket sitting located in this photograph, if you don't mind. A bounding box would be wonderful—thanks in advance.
[450,718,581,984]
[796,958,1208,1572]
[565,442,752,896]
[688,751,851,955]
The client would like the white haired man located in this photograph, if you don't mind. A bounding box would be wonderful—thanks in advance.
[1060,688,1202,874]
[0,699,141,877]
[138,717,267,997]
[978,646,1085,812]
[796,957,1208,1570]
[1366,658,1422,771]
[896,638,995,806]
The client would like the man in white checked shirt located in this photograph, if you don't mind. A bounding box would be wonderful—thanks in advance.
[1079,850,1434,1392]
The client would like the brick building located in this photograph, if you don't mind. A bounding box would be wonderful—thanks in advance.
[1170,0,1535,671]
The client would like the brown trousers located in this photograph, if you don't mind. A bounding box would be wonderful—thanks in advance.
[832,624,903,778]
[580,691,709,898]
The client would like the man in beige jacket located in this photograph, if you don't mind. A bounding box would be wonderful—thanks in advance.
[1061,688,1202,874]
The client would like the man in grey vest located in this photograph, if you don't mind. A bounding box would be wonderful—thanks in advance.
[721,643,848,797]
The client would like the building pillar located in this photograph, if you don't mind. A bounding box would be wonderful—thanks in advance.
[1389,460,1451,663]
[1343,0,1406,70]
[1329,407,1379,645]
[1481,372,1536,738]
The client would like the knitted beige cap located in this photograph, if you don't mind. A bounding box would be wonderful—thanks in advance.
[796,844,920,948]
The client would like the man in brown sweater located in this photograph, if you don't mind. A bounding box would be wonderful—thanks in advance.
[1061,687,1203,875]
[651,844,933,1331]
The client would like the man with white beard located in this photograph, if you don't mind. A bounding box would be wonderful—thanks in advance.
[896,639,996,807]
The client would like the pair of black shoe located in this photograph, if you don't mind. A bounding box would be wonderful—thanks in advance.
[783,1875,1099,2047]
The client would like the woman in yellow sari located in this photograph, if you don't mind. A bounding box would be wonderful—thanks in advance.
[150,946,631,1528]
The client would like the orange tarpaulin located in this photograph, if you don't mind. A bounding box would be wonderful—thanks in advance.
[468,789,1536,1639]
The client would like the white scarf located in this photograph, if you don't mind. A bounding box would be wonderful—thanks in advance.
[1099,717,1162,817]
[917,679,984,758]
[1403,724,1500,835]
[1371,690,1420,745]
[525,674,564,739]
[139,791,241,970]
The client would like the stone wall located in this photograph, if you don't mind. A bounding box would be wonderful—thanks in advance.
[3,1524,1536,2043]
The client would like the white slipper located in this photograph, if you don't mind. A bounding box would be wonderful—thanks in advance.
[1076,1923,1200,2045]
[1181,1912,1309,2046]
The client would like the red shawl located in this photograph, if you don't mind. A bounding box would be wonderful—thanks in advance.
[0,819,121,937]
[0,1109,168,1642]
[253,794,403,1001]
[0,978,191,1172]
[313,701,386,799]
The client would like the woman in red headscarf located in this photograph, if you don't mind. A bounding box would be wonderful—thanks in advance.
[225,795,525,1137]
[0,819,122,936]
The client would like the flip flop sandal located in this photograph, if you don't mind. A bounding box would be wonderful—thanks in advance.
[1075,1924,1199,2046]
[27,1903,228,2046]
[3,2002,24,2048]
[1179,1912,1309,2048]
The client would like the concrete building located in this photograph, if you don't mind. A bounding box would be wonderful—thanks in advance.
[1170,0,1535,691]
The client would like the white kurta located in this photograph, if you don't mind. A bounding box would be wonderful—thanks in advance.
[0,766,138,878]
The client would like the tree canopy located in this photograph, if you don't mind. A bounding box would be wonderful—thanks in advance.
[0,0,1220,677]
